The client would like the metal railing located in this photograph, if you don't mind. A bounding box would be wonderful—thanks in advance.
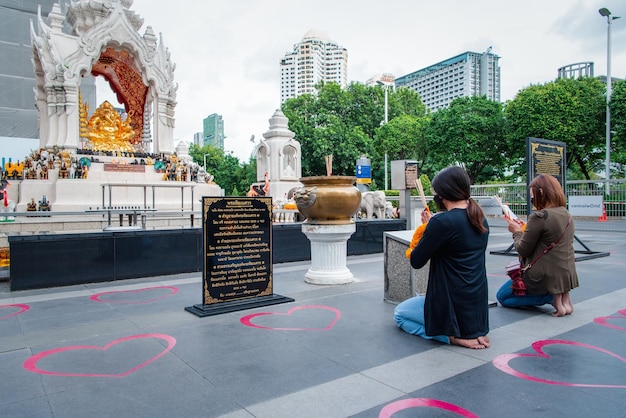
[470,179,626,218]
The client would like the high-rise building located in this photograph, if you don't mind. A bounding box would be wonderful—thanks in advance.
[395,50,501,112]
[280,30,348,103]
[203,113,224,150]
[193,132,203,147]
[0,1,95,149]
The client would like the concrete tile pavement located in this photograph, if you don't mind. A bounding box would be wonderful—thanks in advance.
[0,225,624,417]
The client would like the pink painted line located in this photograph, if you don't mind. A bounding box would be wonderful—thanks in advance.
[492,339,626,388]
[593,308,626,331]
[379,398,478,418]
[0,303,30,320]
[23,333,176,377]
[90,286,178,304]
[240,305,341,331]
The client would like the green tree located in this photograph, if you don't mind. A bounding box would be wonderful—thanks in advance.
[282,82,426,186]
[188,144,255,195]
[374,114,428,164]
[504,77,606,179]
[345,82,384,138]
[424,95,507,182]
[282,82,376,177]
[390,86,427,118]
[609,79,626,175]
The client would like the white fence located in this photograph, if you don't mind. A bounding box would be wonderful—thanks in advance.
[470,179,626,219]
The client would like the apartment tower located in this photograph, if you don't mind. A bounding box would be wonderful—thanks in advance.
[280,30,348,103]
[395,49,501,111]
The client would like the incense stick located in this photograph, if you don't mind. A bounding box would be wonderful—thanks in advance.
[414,178,428,210]
[325,155,333,176]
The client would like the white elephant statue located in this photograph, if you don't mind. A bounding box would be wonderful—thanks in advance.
[360,191,386,219]
[385,201,395,219]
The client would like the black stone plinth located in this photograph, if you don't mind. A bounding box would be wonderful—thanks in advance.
[185,294,295,317]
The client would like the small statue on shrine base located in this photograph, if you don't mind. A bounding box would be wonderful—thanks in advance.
[25,168,37,179]
[27,198,37,211]
[38,195,51,211]
[58,160,69,179]
[40,164,48,180]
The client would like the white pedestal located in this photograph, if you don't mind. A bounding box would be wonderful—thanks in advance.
[301,223,356,285]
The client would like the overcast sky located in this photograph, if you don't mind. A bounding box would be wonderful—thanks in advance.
[100,0,626,162]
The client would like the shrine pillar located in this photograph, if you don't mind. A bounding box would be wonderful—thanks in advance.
[255,109,302,201]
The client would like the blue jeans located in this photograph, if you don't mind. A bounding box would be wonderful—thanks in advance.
[496,279,554,308]
[394,295,450,344]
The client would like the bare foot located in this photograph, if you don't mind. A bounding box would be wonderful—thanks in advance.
[562,300,574,315]
[449,336,489,349]
[552,294,567,317]
[477,336,491,348]
[563,292,574,315]
[551,302,567,317]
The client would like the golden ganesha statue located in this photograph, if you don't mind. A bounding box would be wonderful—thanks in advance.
[85,101,136,152]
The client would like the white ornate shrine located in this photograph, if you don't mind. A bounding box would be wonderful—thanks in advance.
[9,0,221,211]
[32,0,176,154]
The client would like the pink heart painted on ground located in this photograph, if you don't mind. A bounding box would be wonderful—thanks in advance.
[23,333,176,377]
[493,339,626,388]
[593,308,626,331]
[240,305,341,331]
[0,303,30,320]
[379,398,478,418]
[90,286,178,304]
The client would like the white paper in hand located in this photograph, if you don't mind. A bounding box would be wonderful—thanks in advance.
[492,195,518,220]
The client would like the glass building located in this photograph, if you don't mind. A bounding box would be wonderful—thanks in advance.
[0,0,96,158]
[203,113,224,150]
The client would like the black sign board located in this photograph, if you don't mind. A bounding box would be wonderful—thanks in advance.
[185,197,293,317]
[527,137,566,188]
[526,137,566,215]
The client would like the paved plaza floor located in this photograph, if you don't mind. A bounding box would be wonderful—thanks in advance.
[0,224,624,417]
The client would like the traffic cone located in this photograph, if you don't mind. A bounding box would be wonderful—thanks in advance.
[598,204,607,222]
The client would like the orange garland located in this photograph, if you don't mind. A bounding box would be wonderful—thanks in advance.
[405,218,524,259]
[405,222,427,258]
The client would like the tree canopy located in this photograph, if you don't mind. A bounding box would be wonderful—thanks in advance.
[609,79,626,176]
[424,96,507,183]
[504,77,606,179]
[178,75,620,197]
[282,82,425,185]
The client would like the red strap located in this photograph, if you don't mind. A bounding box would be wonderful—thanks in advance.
[523,216,571,271]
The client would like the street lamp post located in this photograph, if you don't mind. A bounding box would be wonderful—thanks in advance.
[377,81,391,190]
[599,7,620,196]
[203,153,210,170]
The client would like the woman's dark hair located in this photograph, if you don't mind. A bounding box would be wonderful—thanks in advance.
[529,174,566,209]
[432,166,487,233]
